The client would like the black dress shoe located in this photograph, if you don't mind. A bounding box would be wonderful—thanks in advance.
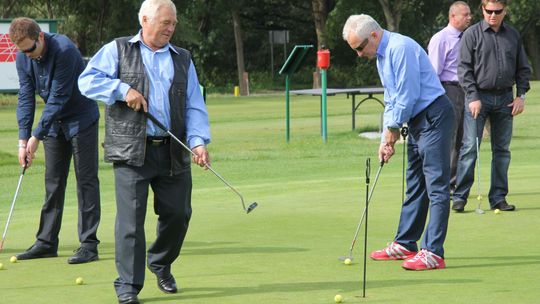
[157,274,178,294]
[452,201,465,212]
[491,200,516,211]
[16,245,58,260]
[118,294,140,304]
[68,247,99,264]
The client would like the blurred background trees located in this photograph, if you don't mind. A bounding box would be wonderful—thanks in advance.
[2,0,539,93]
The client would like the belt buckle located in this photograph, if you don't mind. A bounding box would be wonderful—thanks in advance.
[148,138,164,145]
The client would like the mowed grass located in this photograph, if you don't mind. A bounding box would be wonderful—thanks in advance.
[0,82,538,304]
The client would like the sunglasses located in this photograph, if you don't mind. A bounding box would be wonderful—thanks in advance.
[20,40,38,53]
[484,8,504,15]
[354,38,369,53]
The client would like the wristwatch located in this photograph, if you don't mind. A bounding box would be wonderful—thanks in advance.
[387,127,400,132]
[519,94,526,101]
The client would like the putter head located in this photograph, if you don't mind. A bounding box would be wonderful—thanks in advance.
[475,208,485,214]
[246,202,258,214]
[338,256,353,261]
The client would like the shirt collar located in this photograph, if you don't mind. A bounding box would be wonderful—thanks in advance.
[34,32,50,63]
[447,24,462,37]
[376,30,390,58]
[480,19,506,32]
[129,30,179,54]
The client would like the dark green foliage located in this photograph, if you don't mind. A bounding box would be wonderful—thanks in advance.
[3,0,538,91]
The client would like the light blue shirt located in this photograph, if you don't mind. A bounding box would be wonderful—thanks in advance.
[376,30,445,137]
[78,32,210,148]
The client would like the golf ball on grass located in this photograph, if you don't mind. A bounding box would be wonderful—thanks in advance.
[75,277,84,285]
[344,258,352,265]
[0,262,4,270]
[477,195,483,201]
[334,294,343,303]
[494,209,501,214]
[10,256,17,263]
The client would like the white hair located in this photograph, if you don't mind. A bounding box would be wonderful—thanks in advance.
[342,14,382,41]
[138,0,177,26]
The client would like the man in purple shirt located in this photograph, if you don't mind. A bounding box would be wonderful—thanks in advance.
[427,1,471,206]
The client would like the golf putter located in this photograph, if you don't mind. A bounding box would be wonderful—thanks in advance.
[400,127,409,204]
[339,161,384,261]
[0,163,28,251]
[475,134,484,214]
[144,112,257,214]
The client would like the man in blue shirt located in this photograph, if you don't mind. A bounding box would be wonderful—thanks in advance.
[9,17,101,264]
[78,0,210,303]
[343,14,454,271]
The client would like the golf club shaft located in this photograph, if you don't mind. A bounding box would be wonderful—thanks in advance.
[0,166,27,250]
[347,162,384,255]
[476,136,481,199]
[144,112,248,211]
[401,127,408,205]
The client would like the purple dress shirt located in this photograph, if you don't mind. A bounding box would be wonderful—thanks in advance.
[427,25,462,82]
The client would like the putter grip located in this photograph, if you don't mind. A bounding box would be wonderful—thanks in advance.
[144,112,168,132]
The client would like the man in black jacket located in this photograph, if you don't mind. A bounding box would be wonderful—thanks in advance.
[10,17,101,264]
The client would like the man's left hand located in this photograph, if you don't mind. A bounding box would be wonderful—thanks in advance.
[508,96,525,116]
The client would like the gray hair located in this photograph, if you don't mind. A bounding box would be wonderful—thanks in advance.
[138,0,177,26]
[342,14,382,41]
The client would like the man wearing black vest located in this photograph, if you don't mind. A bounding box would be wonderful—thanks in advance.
[78,0,211,303]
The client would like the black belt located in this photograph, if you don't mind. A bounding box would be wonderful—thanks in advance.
[146,136,170,146]
[478,87,512,95]
[441,81,459,86]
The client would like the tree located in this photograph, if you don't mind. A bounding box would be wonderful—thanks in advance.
[232,8,248,96]
[378,0,403,31]
[311,0,336,48]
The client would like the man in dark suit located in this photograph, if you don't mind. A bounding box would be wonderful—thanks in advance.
[9,17,101,264]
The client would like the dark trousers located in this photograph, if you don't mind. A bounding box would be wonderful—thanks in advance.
[454,91,513,206]
[394,95,454,258]
[113,142,192,297]
[442,82,465,189]
[35,121,101,251]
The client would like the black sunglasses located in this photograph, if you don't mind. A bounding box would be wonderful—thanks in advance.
[20,40,38,53]
[354,38,369,52]
[484,8,504,15]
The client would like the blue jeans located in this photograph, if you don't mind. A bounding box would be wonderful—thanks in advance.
[394,95,454,258]
[453,91,513,207]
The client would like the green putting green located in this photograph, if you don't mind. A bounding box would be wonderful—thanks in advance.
[0,82,538,303]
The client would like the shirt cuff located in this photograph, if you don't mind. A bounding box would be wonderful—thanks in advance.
[119,83,132,100]
[31,129,45,141]
[468,92,480,103]
[188,137,206,150]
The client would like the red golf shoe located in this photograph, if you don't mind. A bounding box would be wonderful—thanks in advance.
[402,249,446,270]
[370,242,417,260]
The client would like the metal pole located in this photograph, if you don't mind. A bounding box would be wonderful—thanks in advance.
[362,158,371,298]
[321,68,328,143]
